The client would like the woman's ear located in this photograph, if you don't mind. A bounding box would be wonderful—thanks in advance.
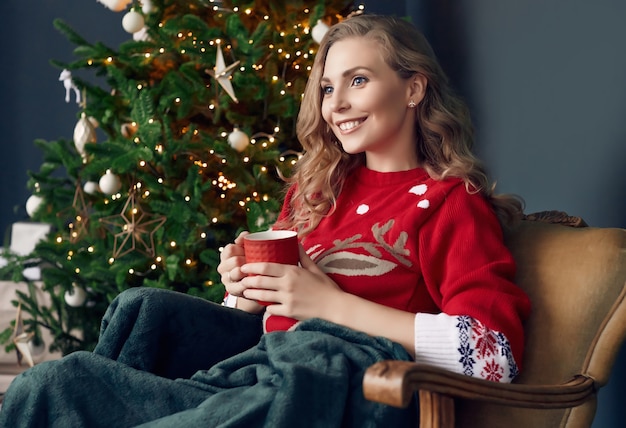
[408,73,427,106]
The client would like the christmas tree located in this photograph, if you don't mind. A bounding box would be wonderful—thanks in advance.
[0,0,360,358]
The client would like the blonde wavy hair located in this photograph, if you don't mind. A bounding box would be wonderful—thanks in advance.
[277,14,523,236]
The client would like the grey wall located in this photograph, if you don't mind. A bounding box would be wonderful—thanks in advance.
[1,1,624,426]
[464,0,625,229]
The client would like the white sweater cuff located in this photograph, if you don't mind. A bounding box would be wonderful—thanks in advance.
[223,294,238,308]
[414,312,518,383]
[413,312,463,371]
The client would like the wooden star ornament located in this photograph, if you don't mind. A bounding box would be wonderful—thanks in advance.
[70,183,90,243]
[206,43,240,103]
[99,191,166,258]
[55,181,92,243]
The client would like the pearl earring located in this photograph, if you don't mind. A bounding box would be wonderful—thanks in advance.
[408,100,416,108]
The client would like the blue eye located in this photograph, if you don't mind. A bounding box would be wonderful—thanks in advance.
[322,85,334,95]
[352,76,368,86]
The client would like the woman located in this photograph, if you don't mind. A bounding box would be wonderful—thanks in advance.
[0,14,530,428]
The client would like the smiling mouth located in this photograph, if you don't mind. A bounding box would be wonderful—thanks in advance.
[337,119,365,132]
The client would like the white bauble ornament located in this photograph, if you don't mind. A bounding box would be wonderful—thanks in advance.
[228,128,250,152]
[65,286,87,307]
[99,170,122,195]
[141,0,155,14]
[312,20,330,44]
[96,0,132,12]
[26,194,44,218]
[122,10,145,34]
[73,112,97,157]
[84,181,100,195]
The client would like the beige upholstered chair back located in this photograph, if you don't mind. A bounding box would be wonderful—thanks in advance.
[456,220,626,428]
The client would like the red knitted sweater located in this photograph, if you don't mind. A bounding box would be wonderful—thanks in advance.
[271,165,531,373]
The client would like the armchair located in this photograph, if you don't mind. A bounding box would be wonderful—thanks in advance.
[363,212,626,428]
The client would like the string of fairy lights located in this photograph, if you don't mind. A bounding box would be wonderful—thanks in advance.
[30,1,365,294]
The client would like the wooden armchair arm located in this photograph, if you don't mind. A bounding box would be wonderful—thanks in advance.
[363,360,596,409]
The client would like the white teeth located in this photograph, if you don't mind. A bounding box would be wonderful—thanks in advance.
[338,120,362,131]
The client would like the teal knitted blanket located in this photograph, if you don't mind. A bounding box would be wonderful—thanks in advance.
[1,317,416,427]
[143,318,416,427]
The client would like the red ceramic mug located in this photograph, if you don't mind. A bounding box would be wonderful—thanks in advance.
[243,230,299,306]
[243,230,300,331]
[243,230,299,267]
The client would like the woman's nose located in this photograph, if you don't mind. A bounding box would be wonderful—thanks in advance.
[328,89,349,112]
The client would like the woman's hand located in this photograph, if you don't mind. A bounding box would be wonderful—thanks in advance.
[237,243,416,356]
[239,245,343,321]
[217,231,264,313]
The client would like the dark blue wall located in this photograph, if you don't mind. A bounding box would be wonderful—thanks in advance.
[1,1,624,426]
